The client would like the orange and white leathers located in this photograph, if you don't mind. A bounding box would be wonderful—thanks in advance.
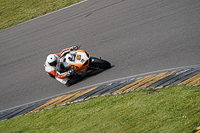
[44,47,72,85]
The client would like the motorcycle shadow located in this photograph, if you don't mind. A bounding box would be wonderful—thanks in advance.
[70,66,114,86]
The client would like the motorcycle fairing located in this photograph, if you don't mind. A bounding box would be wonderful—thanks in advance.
[60,50,90,73]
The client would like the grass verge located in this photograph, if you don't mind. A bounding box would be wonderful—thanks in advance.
[0,0,82,30]
[0,85,200,133]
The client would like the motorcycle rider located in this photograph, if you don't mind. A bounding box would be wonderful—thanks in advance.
[44,46,79,86]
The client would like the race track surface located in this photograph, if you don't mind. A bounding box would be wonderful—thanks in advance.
[0,0,200,111]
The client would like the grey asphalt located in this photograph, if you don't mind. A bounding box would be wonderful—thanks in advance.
[0,0,200,111]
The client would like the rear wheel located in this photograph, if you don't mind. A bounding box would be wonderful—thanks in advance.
[89,57,111,69]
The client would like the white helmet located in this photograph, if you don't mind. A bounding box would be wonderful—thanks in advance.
[47,54,58,66]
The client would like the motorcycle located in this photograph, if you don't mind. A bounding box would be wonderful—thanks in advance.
[58,47,111,84]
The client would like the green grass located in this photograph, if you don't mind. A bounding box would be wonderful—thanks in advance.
[0,0,82,30]
[0,85,200,133]
[1,1,200,132]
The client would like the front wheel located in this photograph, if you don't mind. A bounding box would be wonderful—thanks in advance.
[89,57,111,69]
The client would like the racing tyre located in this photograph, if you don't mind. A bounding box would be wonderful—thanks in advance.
[89,57,111,69]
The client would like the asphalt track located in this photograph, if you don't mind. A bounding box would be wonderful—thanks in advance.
[0,0,200,111]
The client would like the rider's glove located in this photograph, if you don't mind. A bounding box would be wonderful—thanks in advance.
[66,69,74,76]
[70,46,79,51]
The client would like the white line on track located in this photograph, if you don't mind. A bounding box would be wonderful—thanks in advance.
[2,0,88,31]
[1,64,199,113]
[25,0,88,22]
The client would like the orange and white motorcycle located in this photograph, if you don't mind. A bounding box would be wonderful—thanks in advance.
[59,47,111,84]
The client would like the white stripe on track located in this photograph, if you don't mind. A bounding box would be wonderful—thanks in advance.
[25,0,88,23]
[1,64,200,113]
[2,0,88,31]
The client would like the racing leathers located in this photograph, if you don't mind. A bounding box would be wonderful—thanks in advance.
[44,46,79,85]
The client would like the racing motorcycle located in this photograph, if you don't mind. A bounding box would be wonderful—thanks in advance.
[59,47,111,83]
